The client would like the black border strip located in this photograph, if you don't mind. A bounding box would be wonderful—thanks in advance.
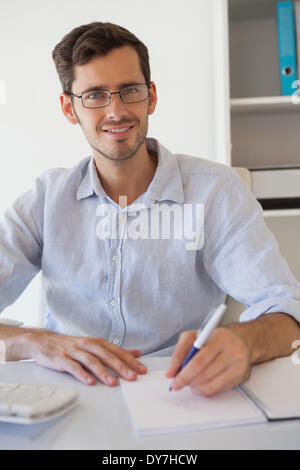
[258,198,300,210]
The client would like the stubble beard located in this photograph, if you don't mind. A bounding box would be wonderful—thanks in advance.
[76,110,149,163]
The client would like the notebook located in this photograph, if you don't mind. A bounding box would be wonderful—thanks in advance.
[240,356,300,420]
[120,356,300,437]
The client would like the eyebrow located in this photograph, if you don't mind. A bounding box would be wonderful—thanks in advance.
[81,82,145,94]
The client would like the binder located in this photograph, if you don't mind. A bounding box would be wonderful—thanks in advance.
[276,1,298,95]
[295,0,300,78]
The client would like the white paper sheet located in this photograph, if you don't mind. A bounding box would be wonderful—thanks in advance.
[120,370,266,436]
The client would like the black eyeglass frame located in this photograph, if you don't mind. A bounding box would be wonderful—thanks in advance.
[66,83,151,109]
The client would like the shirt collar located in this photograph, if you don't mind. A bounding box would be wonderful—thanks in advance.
[76,138,184,205]
[143,138,184,205]
[76,156,107,201]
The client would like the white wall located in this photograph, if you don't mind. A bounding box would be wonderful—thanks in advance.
[0,0,225,326]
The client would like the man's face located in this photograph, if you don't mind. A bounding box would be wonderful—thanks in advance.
[61,45,157,162]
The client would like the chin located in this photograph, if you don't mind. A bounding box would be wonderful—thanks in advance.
[96,140,143,162]
[95,147,136,162]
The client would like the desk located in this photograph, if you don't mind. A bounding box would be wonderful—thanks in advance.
[0,357,300,450]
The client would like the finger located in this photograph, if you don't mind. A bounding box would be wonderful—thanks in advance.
[165,331,197,378]
[127,349,147,372]
[84,339,147,375]
[170,341,221,391]
[190,363,245,397]
[76,340,142,380]
[61,356,97,386]
[187,346,244,389]
[70,349,118,386]
[126,349,143,358]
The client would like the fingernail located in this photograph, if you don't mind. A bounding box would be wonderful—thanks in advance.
[127,370,136,379]
[107,376,117,385]
[86,376,94,385]
[170,381,179,390]
[138,364,146,372]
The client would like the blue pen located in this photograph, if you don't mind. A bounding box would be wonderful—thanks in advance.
[169,304,227,391]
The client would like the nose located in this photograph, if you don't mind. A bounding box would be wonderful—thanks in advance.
[105,91,127,119]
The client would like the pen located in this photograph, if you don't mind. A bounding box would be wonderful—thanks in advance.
[169,303,227,391]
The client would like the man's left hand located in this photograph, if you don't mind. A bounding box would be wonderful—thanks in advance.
[165,327,251,396]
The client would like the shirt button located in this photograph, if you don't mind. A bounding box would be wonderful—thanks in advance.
[110,299,117,307]
[113,339,120,345]
[112,255,119,262]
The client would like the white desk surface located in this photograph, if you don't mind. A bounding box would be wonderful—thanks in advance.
[0,357,300,450]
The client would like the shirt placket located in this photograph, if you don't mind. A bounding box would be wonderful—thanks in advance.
[106,210,127,346]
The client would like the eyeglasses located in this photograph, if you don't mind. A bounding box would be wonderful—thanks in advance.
[67,83,151,109]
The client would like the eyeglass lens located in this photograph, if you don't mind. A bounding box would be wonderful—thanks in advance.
[82,84,149,108]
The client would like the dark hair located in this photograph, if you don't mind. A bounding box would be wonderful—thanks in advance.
[52,21,151,94]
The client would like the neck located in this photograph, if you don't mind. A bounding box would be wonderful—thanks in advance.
[93,142,157,207]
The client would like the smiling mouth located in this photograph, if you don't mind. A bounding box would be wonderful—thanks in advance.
[103,125,134,132]
[102,125,135,138]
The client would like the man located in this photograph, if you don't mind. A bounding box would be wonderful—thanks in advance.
[1,22,300,397]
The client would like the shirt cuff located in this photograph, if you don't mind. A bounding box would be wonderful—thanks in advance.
[239,297,300,325]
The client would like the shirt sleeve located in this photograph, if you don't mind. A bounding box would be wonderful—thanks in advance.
[0,174,45,313]
[202,175,300,324]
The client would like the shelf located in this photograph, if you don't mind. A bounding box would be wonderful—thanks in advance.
[231,96,300,115]
[263,209,300,218]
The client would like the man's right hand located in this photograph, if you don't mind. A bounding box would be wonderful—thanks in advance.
[17,330,147,386]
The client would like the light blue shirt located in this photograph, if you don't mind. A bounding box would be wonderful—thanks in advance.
[1,138,300,355]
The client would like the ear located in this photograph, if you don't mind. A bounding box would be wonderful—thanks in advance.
[148,81,157,116]
[60,93,78,124]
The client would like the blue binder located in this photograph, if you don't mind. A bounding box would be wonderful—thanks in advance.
[276,1,298,95]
